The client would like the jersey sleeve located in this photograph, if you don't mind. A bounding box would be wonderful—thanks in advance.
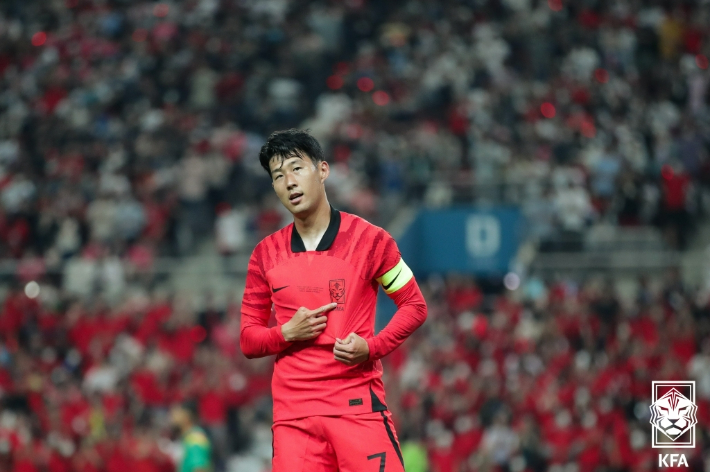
[369,228,413,291]
[240,245,292,359]
[376,257,415,295]
[366,230,426,360]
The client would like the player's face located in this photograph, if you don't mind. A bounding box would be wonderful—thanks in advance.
[269,154,329,216]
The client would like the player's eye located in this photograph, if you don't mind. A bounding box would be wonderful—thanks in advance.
[274,174,283,180]
[294,167,302,172]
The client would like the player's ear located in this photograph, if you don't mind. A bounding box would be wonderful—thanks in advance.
[319,161,330,183]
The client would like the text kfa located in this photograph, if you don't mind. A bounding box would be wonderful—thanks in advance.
[658,454,688,467]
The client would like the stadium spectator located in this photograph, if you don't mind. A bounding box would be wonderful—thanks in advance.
[170,403,213,472]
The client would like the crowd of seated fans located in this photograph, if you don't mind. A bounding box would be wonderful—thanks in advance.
[0,269,708,472]
[1,0,709,272]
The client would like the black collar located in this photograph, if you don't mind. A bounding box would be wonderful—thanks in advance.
[291,206,341,253]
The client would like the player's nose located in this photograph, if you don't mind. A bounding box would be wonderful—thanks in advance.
[286,174,297,189]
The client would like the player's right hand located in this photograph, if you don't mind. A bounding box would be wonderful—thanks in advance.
[280,303,337,342]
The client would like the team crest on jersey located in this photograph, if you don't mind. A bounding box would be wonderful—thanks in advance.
[650,381,697,448]
[329,279,346,304]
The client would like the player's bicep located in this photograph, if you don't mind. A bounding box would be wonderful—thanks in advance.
[376,257,414,295]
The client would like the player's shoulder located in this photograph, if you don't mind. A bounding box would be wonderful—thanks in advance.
[247,224,292,274]
[251,223,293,255]
[339,210,392,242]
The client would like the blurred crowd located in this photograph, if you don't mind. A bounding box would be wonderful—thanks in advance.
[1,0,710,471]
[392,270,710,472]
[1,269,709,472]
[0,283,272,472]
[1,0,710,272]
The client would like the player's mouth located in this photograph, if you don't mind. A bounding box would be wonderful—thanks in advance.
[289,192,303,205]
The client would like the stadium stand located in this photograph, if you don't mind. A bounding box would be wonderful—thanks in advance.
[1,0,709,264]
[1,271,710,471]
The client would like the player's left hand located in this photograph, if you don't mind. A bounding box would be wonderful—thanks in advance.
[333,333,369,366]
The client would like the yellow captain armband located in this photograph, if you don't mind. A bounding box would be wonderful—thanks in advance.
[376,258,414,294]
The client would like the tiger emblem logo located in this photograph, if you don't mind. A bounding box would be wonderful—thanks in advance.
[649,388,698,441]
[329,279,346,304]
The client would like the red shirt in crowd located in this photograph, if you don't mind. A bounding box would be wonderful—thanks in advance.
[662,170,690,210]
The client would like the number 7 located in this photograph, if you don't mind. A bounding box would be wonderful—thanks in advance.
[367,452,386,472]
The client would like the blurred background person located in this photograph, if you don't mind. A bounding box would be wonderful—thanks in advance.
[170,403,213,472]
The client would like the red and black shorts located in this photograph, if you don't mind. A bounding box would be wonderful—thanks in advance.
[272,410,405,472]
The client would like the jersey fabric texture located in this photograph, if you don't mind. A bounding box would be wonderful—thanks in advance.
[180,427,212,472]
[272,411,405,472]
[240,206,427,422]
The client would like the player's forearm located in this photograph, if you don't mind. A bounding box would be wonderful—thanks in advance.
[240,319,292,359]
[366,279,427,360]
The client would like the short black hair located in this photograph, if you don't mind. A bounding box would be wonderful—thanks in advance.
[258,129,325,176]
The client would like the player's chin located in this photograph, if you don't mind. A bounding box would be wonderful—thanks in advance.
[286,196,309,213]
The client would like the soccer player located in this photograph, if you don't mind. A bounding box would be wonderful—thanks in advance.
[240,129,428,472]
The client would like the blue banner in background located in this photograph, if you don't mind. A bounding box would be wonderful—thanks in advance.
[397,206,523,276]
[376,206,523,331]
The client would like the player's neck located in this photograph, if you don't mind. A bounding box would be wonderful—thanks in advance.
[293,198,331,251]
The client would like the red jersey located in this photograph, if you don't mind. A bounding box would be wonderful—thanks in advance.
[240,207,427,421]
